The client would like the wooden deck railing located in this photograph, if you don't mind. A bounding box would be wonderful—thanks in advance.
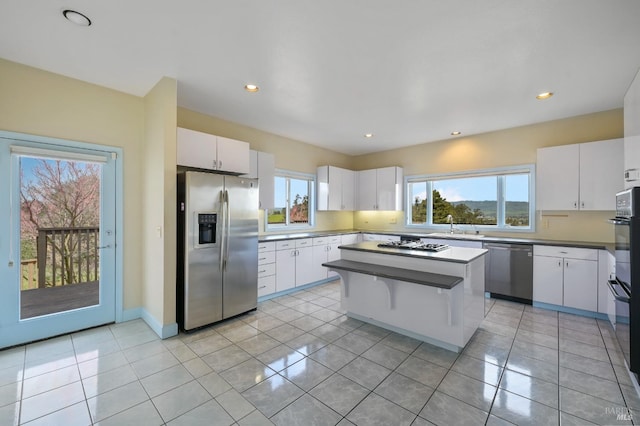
[33,227,100,288]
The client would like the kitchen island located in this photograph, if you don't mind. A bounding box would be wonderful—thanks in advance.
[323,241,487,352]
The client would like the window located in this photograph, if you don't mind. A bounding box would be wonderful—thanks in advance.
[407,165,535,231]
[266,170,315,229]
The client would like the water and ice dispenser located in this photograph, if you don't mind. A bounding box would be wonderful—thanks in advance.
[197,213,217,244]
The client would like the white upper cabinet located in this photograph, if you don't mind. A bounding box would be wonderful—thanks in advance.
[579,139,623,210]
[356,166,403,211]
[216,136,251,174]
[246,150,275,210]
[537,139,623,211]
[625,67,640,187]
[177,127,217,170]
[177,127,250,174]
[317,166,356,211]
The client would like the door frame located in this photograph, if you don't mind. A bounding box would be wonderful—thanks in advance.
[0,130,124,348]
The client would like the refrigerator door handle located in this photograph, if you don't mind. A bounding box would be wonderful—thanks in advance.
[224,189,231,271]
[219,189,225,272]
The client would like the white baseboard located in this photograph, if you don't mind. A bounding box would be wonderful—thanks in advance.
[120,307,178,339]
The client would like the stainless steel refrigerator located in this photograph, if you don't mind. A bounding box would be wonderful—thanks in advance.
[177,171,258,331]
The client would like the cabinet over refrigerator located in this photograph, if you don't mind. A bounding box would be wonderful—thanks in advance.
[177,171,258,331]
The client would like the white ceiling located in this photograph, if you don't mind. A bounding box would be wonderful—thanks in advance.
[2,1,640,155]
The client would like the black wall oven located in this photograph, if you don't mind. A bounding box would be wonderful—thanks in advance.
[608,187,640,381]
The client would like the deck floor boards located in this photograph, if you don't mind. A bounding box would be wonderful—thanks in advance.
[20,281,99,319]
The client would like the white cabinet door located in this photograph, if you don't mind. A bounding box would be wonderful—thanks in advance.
[327,242,341,278]
[563,258,598,311]
[533,255,564,305]
[625,68,640,185]
[276,249,296,292]
[177,127,217,170]
[579,139,623,210]
[216,136,250,174]
[357,169,378,210]
[342,169,356,211]
[537,144,580,210]
[318,166,355,211]
[377,167,402,211]
[311,245,329,282]
[257,151,275,210]
[295,246,315,286]
[327,166,344,211]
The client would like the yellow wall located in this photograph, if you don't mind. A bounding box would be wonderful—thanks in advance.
[177,107,355,233]
[0,58,145,310]
[352,109,623,242]
[142,77,177,327]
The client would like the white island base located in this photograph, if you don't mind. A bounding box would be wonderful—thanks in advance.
[325,242,486,352]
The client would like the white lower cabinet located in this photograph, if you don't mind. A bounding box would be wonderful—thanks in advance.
[258,242,276,297]
[275,240,296,292]
[275,238,316,292]
[533,245,598,312]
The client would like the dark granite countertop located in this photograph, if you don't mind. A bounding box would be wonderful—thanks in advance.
[259,229,613,251]
[322,259,463,289]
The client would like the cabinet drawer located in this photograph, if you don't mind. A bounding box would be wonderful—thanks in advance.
[258,263,276,278]
[313,237,328,246]
[533,245,598,260]
[258,251,275,265]
[328,235,342,244]
[258,275,276,297]
[276,240,295,250]
[258,241,275,252]
[295,238,313,248]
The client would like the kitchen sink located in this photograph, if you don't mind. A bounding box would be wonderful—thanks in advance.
[427,232,485,239]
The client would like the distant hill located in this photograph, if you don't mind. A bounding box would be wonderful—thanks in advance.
[451,200,529,218]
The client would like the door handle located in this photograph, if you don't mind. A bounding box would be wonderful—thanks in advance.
[98,245,112,249]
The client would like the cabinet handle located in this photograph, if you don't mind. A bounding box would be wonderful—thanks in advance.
[259,257,267,261]
[259,269,267,273]
[581,201,584,208]
[258,285,267,289]
[558,261,561,267]
[218,160,222,169]
[574,201,578,209]
[566,261,569,268]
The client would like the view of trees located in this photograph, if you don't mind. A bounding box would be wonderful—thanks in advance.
[412,189,529,226]
[267,193,309,224]
[20,158,101,287]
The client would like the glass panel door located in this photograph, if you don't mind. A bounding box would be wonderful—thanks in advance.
[0,138,117,348]
[19,156,102,319]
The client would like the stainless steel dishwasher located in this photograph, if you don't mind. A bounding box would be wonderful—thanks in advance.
[483,242,533,303]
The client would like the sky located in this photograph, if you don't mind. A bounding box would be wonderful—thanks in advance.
[274,176,311,208]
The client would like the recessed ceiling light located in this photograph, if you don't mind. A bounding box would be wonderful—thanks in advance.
[451,131,461,136]
[364,133,373,138]
[244,84,259,93]
[536,92,554,100]
[62,10,91,26]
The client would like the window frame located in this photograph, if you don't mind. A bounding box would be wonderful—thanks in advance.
[265,169,316,231]
[405,164,536,232]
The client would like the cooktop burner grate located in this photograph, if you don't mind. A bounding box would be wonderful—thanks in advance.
[377,241,450,252]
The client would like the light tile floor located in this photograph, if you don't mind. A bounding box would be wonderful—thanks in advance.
[1,280,639,425]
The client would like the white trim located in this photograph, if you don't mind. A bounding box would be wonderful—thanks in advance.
[9,144,109,163]
[140,308,178,339]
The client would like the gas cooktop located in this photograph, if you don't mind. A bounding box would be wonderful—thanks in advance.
[377,241,450,252]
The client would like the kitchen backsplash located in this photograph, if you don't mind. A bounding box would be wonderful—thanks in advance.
[353,210,615,243]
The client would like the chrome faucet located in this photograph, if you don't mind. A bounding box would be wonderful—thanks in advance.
[447,215,454,234]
